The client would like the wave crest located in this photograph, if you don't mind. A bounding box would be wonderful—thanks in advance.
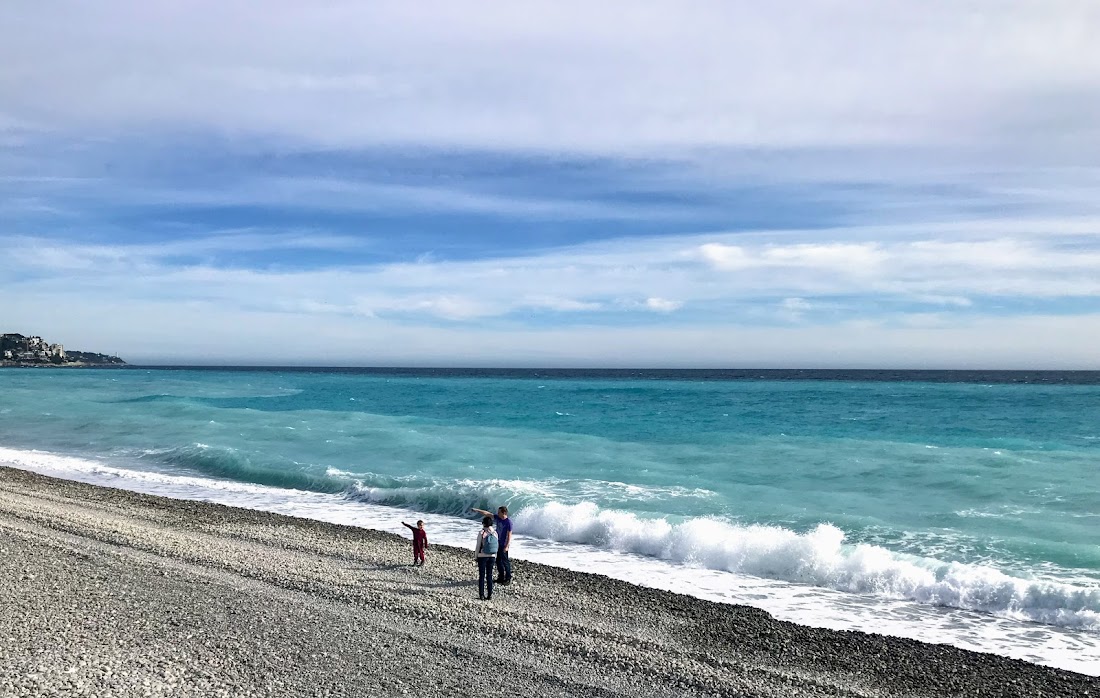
[517,502,1100,629]
[139,444,345,494]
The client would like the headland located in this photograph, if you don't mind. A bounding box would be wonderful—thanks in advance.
[0,332,125,367]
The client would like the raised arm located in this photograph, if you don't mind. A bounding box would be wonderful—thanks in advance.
[401,521,416,531]
[470,507,492,517]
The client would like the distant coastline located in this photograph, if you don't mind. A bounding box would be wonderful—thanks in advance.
[0,332,125,368]
[114,365,1100,384]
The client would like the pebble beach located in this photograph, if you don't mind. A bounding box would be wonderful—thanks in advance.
[1,465,1095,698]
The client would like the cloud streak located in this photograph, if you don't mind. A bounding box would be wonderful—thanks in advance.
[2,1,1098,156]
[5,216,1100,322]
[2,2,1099,365]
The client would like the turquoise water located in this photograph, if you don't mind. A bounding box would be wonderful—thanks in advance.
[2,368,1099,670]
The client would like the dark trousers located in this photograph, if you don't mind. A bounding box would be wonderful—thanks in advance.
[496,549,511,581]
[477,556,495,598]
[412,542,426,564]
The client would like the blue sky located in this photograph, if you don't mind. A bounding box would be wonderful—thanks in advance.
[3,1,1100,366]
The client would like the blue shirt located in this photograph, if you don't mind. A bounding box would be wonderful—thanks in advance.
[494,514,512,549]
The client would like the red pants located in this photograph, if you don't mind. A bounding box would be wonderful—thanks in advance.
[413,543,426,564]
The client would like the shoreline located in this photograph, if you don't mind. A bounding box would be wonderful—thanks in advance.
[0,465,1095,697]
[0,363,125,369]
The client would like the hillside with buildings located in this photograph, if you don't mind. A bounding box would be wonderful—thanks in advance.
[0,333,126,367]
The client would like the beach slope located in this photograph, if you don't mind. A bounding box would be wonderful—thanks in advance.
[0,466,1093,697]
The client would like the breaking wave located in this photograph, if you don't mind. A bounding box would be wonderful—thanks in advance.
[2,445,1097,631]
[333,473,1100,631]
[515,502,1100,630]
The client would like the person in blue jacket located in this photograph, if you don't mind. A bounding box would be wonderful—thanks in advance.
[471,505,513,585]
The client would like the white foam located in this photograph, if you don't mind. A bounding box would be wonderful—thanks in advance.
[518,502,1100,630]
[2,445,1098,676]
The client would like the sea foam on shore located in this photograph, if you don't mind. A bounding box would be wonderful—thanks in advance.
[1,464,1097,697]
[3,445,1098,676]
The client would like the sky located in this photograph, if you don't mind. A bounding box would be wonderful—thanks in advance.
[3,1,1100,367]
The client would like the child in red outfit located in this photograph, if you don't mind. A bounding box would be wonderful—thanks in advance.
[401,520,428,566]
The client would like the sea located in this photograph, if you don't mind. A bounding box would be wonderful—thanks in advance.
[1,367,1098,675]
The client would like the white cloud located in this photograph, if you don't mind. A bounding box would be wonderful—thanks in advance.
[4,214,1100,340]
[698,243,751,271]
[910,295,973,308]
[0,2,1097,157]
[699,242,887,274]
[761,244,887,273]
[355,294,498,321]
[522,296,604,312]
[645,297,683,313]
[6,231,366,274]
[692,230,1100,299]
[781,297,812,312]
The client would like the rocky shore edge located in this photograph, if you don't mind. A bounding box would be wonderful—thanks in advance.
[0,465,1094,697]
[0,361,126,368]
